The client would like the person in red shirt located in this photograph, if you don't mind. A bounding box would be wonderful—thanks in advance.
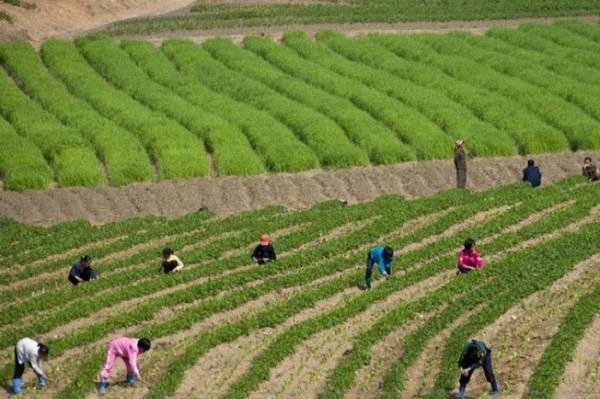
[457,238,484,274]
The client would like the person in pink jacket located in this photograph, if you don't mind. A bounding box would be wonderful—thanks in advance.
[97,337,151,393]
[457,238,485,274]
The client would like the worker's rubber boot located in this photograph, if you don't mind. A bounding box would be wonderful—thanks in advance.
[37,375,47,388]
[490,381,499,395]
[365,277,371,290]
[97,380,108,393]
[457,382,466,399]
[126,372,137,386]
[12,378,22,394]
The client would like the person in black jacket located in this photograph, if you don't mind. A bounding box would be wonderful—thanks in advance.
[251,234,276,265]
[522,159,542,187]
[456,339,499,398]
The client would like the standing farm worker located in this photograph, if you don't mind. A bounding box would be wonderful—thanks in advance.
[364,246,394,290]
[159,247,184,274]
[456,339,499,398]
[12,337,49,394]
[251,234,277,265]
[582,157,600,182]
[68,255,97,285]
[454,140,467,189]
[457,238,484,274]
[522,159,542,187]
[98,337,151,393]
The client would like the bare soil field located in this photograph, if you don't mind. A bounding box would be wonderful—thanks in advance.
[0,151,598,226]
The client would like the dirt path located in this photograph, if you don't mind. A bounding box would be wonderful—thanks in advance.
[1,151,597,226]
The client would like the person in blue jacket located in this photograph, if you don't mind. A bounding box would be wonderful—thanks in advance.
[456,339,499,398]
[522,159,542,187]
[364,246,394,290]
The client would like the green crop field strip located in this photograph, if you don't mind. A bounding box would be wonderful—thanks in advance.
[2,176,600,398]
[104,0,600,36]
[2,20,600,190]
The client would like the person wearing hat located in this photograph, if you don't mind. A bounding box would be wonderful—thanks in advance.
[68,255,97,285]
[159,247,184,273]
[364,245,394,290]
[251,234,277,265]
[457,238,484,274]
[522,159,542,187]
[12,337,49,394]
[456,339,499,398]
[97,337,151,393]
[454,140,467,189]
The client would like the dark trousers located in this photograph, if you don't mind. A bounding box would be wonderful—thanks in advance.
[13,348,32,378]
[68,268,96,285]
[459,350,497,389]
[365,252,391,289]
[456,168,467,189]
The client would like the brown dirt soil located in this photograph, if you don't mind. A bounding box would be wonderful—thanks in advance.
[1,151,599,226]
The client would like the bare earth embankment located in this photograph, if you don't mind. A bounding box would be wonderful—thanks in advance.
[0,151,597,226]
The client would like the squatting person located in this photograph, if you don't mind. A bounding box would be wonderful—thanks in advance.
[68,255,97,285]
[251,234,277,265]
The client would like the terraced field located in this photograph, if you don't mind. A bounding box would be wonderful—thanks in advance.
[2,20,600,191]
[3,175,600,398]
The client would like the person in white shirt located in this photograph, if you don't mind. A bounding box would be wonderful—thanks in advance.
[13,337,49,394]
[159,247,184,273]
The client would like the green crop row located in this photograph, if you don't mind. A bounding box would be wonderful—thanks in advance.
[0,115,52,190]
[40,39,209,180]
[120,39,318,173]
[161,38,369,169]
[76,34,265,176]
[0,41,154,186]
[318,31,565,155]
[0,61,104,187]
[205,36,415,165]
[103,1,600,36]
[411,32,600,150]
[241,34,446,161]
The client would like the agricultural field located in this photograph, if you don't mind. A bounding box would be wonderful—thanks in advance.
[2,19,600,191]
[3,175,600,398]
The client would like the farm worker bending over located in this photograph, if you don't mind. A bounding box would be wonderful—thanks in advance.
[582,157,600,182]
[456,339,499,398]
[12,337,49,394]
[68,255,97,285]
[159,247,183,274]
[364,246,394,290]
[522,159,542,187]
[454,140,467,189]
[98,337,151,393]
[251,234,277,265]
[457,238,484,274]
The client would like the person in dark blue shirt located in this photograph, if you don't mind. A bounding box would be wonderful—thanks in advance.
[68,255,97,285]
[456,339,499,398]
[522,159,542,187]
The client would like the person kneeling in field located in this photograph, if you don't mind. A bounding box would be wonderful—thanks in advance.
[159,247,183,274]
[68,255,97,285]
[582,157,600,182]
[12,337,49,394]
[456,339,499,398]
[364,245,394,290]
[251,234,277,265]
[456,238,484,275]
[98,337,151,393]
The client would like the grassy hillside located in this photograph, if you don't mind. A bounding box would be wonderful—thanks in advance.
[2,175,600,398]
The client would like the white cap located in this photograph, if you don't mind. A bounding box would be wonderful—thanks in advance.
[455,140,464,146]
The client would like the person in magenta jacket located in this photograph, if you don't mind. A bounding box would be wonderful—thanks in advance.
[364,246,394,290]
[457,238,484,274]
[97,337,151,393]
